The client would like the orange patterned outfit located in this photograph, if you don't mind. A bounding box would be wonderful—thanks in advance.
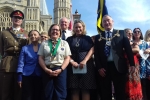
[125,54,143,100]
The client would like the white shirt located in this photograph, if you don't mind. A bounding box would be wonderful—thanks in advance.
[38,39,71,68]
[12,27,21,31]
[105,28,113,38]
[62,29,72,40]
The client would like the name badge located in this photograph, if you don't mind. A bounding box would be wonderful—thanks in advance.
[61,48,64,51]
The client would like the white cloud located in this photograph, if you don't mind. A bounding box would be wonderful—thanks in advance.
[46,0,150,36]
[107,0,150,22]
[86,29,98,36]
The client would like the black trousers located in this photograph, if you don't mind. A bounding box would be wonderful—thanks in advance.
[146,79,150,100]
[22,75,42,100]
[0,72,22,100]
[98,62,126,100]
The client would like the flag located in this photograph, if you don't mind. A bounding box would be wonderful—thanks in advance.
[68,2,73,30]
[97,0,108,33]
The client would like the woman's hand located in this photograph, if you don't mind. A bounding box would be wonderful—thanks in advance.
[71,61,79,68]
[144,49,150,54]
[45,68,56,77]
[53,69,62,76]
[79,59,87,69]
[18,81,22,88]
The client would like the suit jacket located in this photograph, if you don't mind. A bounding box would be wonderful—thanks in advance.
[17,44,41,76]
[94,29,135,73]
[0,27,29,72]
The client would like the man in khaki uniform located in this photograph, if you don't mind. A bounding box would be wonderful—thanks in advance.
[0,10,29,100]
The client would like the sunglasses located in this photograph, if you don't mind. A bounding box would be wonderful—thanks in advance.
[134,31,140,33]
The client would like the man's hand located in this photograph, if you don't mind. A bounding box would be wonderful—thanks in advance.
[98,68,106,77]
[147,76,150,80]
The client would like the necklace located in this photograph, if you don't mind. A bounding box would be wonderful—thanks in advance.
[98,30,120,42]
[75,37,80,47]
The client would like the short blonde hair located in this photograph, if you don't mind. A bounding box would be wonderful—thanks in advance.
[41,31,48,36]
[144,29,150,42]
[72,20,86,36]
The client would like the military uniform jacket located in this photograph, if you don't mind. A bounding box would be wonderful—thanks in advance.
[0,27,29,72]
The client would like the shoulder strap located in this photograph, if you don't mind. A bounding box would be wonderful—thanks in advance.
[8,29,19,42]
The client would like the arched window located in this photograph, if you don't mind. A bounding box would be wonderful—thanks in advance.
[0,7,13,31]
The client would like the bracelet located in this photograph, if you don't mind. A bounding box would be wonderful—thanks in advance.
[70,59,74,63]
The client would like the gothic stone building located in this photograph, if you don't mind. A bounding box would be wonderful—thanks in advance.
[0,0,72,32]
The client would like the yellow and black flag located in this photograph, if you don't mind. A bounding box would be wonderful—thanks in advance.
[97,0,108,33]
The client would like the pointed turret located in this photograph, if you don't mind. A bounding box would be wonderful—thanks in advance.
[40,0,49,15]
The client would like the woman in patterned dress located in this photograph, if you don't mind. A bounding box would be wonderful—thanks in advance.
[132,28,150,100]
[144,29,150,100]
[66,20,97,100]
[124,28,142,100]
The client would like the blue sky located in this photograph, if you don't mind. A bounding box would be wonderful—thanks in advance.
[46,0,150,36]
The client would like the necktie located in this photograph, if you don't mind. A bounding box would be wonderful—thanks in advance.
[62,30,66,40]
[104,31,111,56]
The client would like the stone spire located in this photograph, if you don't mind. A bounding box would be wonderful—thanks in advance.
[40,0,49,15]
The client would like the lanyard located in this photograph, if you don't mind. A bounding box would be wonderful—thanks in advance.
[48,38,61,56]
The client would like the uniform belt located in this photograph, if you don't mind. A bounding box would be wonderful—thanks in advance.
[46,64,57,69]
[4,52,20,57]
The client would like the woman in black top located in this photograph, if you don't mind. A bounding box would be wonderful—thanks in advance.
[66,20,96,100]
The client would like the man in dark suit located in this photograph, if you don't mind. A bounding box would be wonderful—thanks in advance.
[94,15,135,100]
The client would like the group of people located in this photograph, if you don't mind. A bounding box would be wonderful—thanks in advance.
[0,10,150,100]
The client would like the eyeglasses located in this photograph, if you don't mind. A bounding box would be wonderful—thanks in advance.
[52,29,60,32]
[134,31,140,33]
